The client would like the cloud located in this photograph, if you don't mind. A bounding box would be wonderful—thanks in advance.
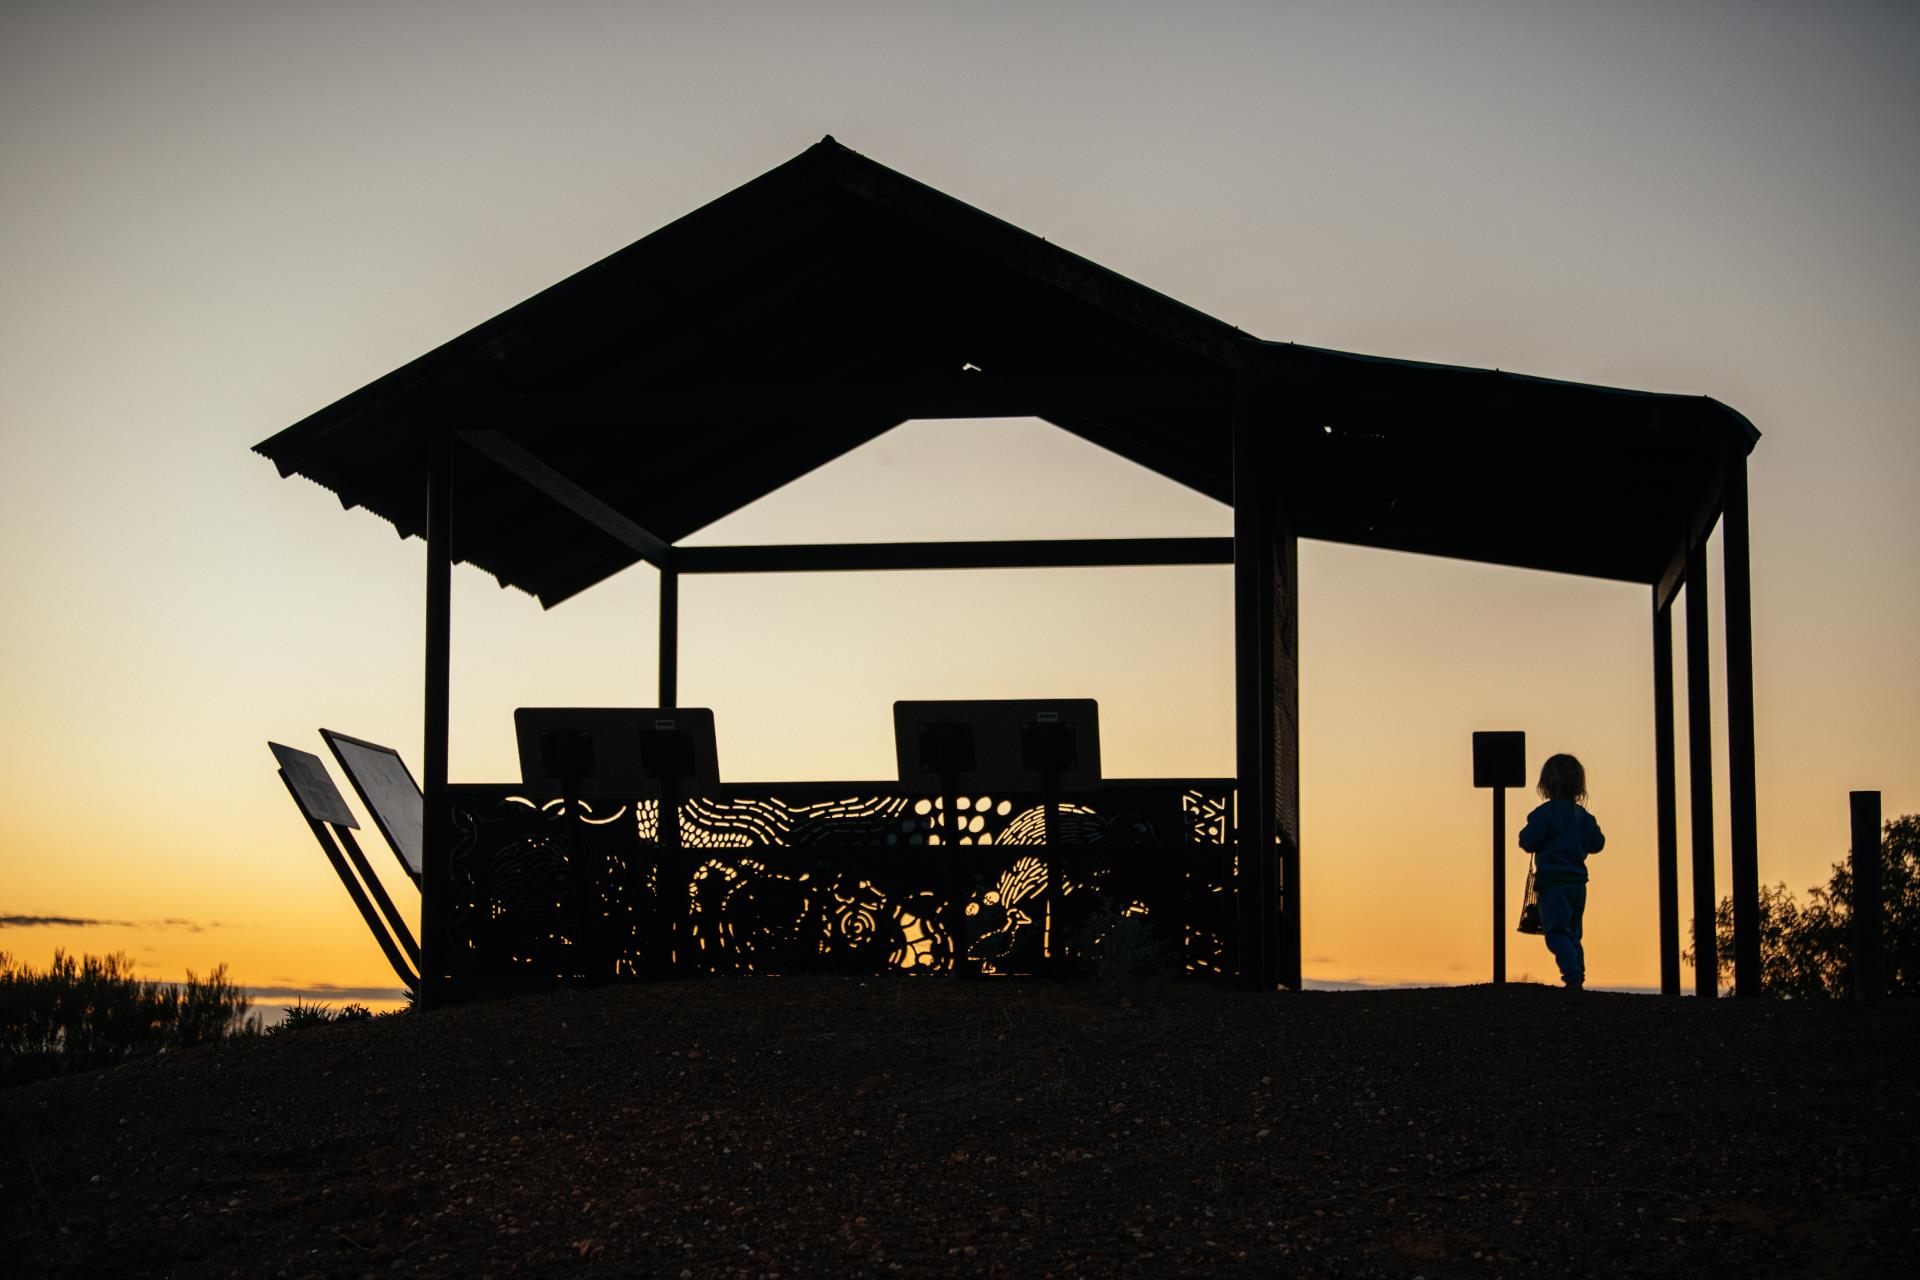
[0,913,226,931]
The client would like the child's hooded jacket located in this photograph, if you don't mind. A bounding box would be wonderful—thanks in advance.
[1517,798,1605,886]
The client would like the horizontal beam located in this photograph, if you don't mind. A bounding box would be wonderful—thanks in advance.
[675,537,1233,574]
[1296,518,1651,584]
[459,429,677,568]
[529,375,1234,430]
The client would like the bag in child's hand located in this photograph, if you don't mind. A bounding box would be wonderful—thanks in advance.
[1517,856,1543,935]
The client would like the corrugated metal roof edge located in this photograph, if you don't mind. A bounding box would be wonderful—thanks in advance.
[272,462,554,604]
[1260,340,1759,452]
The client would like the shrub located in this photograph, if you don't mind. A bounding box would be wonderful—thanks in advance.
[267,1000,377,1035]
[1689,814,1918,997]
[0,950,258,1088]
[271,1000,338,1033]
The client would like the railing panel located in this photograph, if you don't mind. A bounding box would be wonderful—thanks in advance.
[439,781,1234,997]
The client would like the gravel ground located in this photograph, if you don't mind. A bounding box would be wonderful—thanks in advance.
[3,978,1916,1277]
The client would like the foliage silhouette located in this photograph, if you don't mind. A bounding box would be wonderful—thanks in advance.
[1689,814,1917,997]
[0,950,257,1087]
[268,1000,377,1034]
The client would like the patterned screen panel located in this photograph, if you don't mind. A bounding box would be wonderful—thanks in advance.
[439,781,1234,995]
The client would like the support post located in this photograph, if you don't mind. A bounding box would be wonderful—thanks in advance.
[660,776,686,978]
[654,570,682,976]
[1653,590,1681,997]
[1685,538,1717,999]
[1722,449,1761,996]
[420,430,452,1008]
[1851,791,1884,1002]
[659,567,679,709]
[1274,514,1301,991]
[1232,380,1283,990]
[1492,786,1506,985]
[940,770,968,976]
[1041,773,1062,973]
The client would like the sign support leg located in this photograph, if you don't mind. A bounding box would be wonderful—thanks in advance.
[1493,785,1506,985]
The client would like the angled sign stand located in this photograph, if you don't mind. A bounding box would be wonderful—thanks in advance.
[269,741,419,993]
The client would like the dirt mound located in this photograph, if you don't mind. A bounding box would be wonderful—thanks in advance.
[3,979,1915,1276]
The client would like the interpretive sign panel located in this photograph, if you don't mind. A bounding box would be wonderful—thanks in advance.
[322,730,425,877]
[269,741,358,828]
[892,699,1101,791]
[1472,731,1526,789]
[513,707,720,797]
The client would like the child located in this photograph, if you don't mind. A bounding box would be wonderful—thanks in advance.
[1517,753,1605,991]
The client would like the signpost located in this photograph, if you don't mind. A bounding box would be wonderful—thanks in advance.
[1472,731,1526,985]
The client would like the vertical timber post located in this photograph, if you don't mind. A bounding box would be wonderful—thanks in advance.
[1232,378,1277,990]
[420,429,453,1009]
[1722,448,1761,996]
[659,566,679,709]
[656,565,681,977]
[1850,791,1884,1002]
[1492,786,1506,984]
[1685,538,1717,999]
[1274,502,1301,991]
[1653,590,1681,997]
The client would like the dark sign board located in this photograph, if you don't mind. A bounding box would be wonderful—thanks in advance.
[269,742,359,829]
[513,707,720,797]
[892,699,1101,791]
[1471,731,1526,789]
[321,730,425,877]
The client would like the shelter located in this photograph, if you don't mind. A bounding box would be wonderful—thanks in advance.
[257,137,1761,1000]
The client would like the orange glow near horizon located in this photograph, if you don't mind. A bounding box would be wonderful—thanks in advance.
[4,417,1902,1002]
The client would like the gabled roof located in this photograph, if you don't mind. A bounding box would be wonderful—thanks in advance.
[256,137,1756,606]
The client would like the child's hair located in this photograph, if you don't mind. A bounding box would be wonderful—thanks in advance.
[1537,753,1588,803]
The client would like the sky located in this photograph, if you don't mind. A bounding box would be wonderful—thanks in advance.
[2,1,1915,1006]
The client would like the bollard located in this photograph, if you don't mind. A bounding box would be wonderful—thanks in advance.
[1850,791,1884,1002]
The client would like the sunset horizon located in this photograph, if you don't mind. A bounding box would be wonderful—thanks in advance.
[5,1,1915,1008]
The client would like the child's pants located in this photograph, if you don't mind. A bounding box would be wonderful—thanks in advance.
[1538,883,1587,986]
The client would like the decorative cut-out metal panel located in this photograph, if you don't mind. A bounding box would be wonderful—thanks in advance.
[687,854,951,974]
[439,780,1234,997]
[1182,788,1230,847]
